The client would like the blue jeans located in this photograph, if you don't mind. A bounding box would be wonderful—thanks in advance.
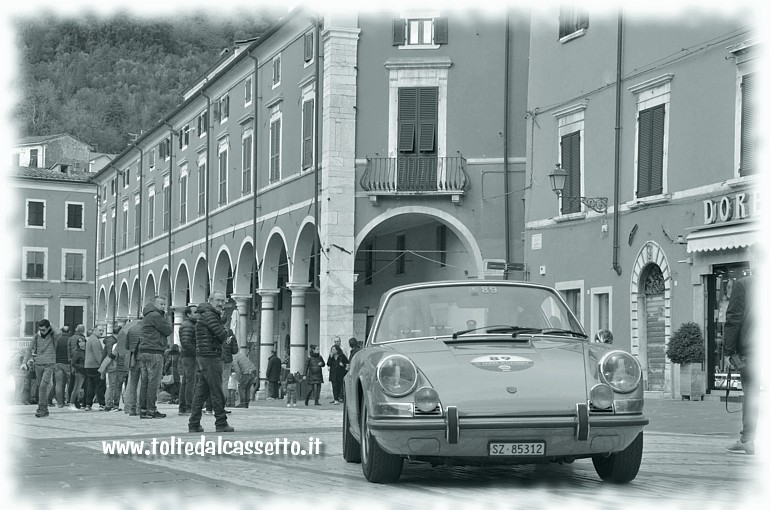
[189,356,228,428]
[739,361,757,443]
[179,357,196,411]
[34,364,54,411]
[54,363,70,405]
[107,370,128,409]
[138,352,164,414]
[125,364,141,413]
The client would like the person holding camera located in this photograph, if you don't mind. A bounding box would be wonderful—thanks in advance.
[723,272,756,455]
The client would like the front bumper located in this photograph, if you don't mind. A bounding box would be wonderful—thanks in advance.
[367,411,648,459]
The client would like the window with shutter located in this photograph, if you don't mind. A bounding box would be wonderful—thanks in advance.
[180,175,187,224]
[397,87,438,190]
[637,104,665,198]
[740,73,756,176]
[66,203,83,229]
[394,16,448,47]
[302,99,314,170]
[560,131,581,214]
[65,252,84,281]
[392,19,406,46]
[242,133,252,193]
[218,146,228,206]
[24,305,46,336]
[27,201,45,227]
[198,161,206,216]
[304,32,314,63]
[272,56,281,87]
[559,6,589,39]
[433,17,448,44]
[270,118,281,182]
[245,77,253,104]
[26,251,45,279]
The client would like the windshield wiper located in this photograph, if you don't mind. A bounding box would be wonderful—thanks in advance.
[541,328,588,339]
[451,325,543,339]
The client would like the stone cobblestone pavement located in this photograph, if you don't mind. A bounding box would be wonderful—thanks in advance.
[3,397,766,510]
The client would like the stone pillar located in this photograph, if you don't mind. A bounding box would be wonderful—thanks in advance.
[319,21,360,367]
[171,307,184,346]
[231,294,252,350]
[256,289,278,400]
[287,283,311,373]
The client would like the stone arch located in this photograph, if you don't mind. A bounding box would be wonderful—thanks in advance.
[130,277,141,318]
[144,271,157,306]
[630,240,673,397]
[97,286,108,325]
[118,279,130,318]
[174,261,191,307]
[107,284,117,323]
[354,205,485,278]
[192,254,209,304]
[291,216,318,285]
[261,227,290,290]
[234,237,257,295]
[158,266,171,304]
[212,246,234,297]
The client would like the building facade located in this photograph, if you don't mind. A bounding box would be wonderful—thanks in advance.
[91,7,532,393]
[523,7,759,398]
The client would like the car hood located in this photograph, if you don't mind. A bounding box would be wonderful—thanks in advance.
[392,337,589,416]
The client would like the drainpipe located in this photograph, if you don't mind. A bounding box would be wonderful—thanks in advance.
[612,11,624,276]
[502,9,511,279]
[130,144,144,316]
[162,121,175,310]
[108,163,119,327]
[246,52,259,323]
[313,15,322,290]
[93,183,100,327]
[201,91,212,297]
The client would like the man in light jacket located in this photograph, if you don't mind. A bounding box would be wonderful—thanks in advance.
[138,295,173,419]
[22,319,59,417]
[83,324,106,411]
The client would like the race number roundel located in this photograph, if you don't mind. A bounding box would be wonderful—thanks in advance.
[470,355,534,372]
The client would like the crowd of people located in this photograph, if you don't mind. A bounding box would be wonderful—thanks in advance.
[13,293,364,432]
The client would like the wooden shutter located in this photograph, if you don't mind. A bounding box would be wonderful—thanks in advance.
[302,100,314,169]
[224,95,230,118]
[393,19,406,46]
[398,88,417,152]
[213,101,220,123]
[740,73,756,176]
[417,88,438,153]
[270,119,281,181]
[304,32,314,62]
[560,131,581,214]
[637,104,664,198]
[433,17,448,44]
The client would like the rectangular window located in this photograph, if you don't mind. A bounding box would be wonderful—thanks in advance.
[111,178,116,196]
[242,132,252,194]
[304,32,314,63]
[163,185,171,233]
[217,95,230,124]
[597,293,609,331]
[179,125,190,150]
[149,149,156,169]
[100,216,106,258]
[29,149,39,168]
[397,87,438,190]
[272,55,281,87]
[24,305,45,336]
[560,131,581,214]
[147,189,155,239]
[436,225,447,267]
[559,6,589,39]
[218,142,228,206]
[395,233,406,275]
[561,289,581,319]
[66,203,83,230]
[121,203,128,250]
[180,174,188,224]
[269,117,281,183]
[198,160,206,215]
[393,17,447,46]
[134,195,140,246]
[302,99,315,170]
[64,252,84,281]
[637,104,665,198]
[198,111,208,137]
[739,72,756,176]
[26,200,45,228]
[245,77,253,105]
[26,250,45,279]
[111,208,116,255]
[159,138,171,161]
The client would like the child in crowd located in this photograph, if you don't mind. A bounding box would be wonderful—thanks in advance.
[227,368,238,407]
[285,372,298,407]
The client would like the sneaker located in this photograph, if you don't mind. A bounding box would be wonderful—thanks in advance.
[188,425,204,433]
[329,400,336,404]
[287,403,291,407]
[84,405,92,411]
[110,408,121,413]
[333,400,340,405]
[68,404,77,411]
[34,409,49,418]
[150,411,166,419]
[216,425,235,432]
[314,402,321,406]
[98,405,106,411]
[725,440,755,455]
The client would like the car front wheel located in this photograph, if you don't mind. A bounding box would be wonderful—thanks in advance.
[592,431,643,483]
[360,398,403,483]
[342,396,361,463]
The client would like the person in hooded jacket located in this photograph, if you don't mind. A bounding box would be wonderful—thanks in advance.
[138,295,173,419]
[188,291,234,433]
[178,306,198,416]
[68,336,87,409]
[303,344,325,406]
[22,319,59,417]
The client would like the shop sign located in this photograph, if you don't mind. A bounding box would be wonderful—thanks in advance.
[703,192,756,225]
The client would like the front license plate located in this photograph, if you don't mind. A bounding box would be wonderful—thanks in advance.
[489,442,546,456]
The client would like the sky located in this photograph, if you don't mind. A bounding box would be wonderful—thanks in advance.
[1,1,768,509]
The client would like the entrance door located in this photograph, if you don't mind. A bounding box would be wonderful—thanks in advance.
[63,305,83,334]
[708,263,750,391]
[642,264,666,392]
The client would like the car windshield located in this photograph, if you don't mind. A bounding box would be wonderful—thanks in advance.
[372,284,584,343]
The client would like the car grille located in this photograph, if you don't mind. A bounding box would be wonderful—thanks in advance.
[414,403,443,416]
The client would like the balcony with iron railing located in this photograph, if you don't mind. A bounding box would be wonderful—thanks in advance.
[360,155,469,205]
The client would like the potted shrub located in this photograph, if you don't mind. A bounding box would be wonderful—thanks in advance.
[666,322,706,400]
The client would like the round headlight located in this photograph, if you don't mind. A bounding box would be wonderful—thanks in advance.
[590,384,614,410]
[377,354,418,397]
[599,351,642,393]
[414,387,440,412]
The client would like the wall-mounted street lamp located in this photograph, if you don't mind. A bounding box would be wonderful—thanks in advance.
[548,163,609,214]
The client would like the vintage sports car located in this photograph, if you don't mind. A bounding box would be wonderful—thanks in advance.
[342,281,647,483]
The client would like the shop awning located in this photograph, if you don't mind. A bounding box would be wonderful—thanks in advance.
[686,222,759,253]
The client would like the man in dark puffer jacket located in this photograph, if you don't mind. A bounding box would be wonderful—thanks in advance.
[188,291,234,433]
[138,295,172,419]
[178,306,198,416]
